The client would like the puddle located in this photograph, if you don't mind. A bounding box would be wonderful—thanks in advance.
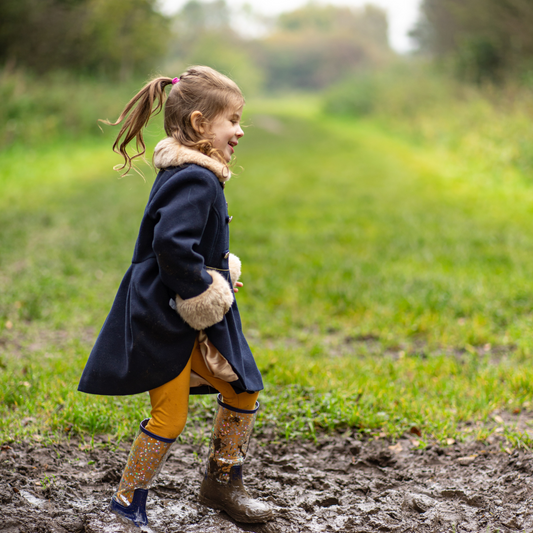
[18,489,48,507]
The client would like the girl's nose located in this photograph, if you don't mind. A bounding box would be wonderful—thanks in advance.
[236,125,244,138]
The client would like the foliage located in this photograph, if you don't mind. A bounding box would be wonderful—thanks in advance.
[257,4,392,90]
[83,0,170,79]
[323,62,533,176]
[168,1,264,95]
[323,72,381,117]
[0,69,143,147]
[1,96,533,447]
[166,1,393,94]
[412,0,533,83]
[0,0,394,92]
[277,3,388,45]
[0,0,169,77]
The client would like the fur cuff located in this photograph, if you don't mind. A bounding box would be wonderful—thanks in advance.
[175,270,233,330]
[228,253,241,286]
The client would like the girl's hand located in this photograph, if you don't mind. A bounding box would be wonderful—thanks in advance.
[234,281,243,293]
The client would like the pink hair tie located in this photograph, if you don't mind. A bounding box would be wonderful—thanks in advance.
[172,77,180,84]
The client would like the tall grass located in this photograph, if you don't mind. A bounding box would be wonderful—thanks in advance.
[324,62,533,177]
[0,69,143,148]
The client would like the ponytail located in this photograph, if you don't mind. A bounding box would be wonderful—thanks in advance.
[101,77,173,176]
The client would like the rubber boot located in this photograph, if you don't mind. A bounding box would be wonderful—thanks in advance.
[110,419,175,527]
[199,395,274,523]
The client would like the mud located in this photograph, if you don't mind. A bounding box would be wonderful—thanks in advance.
[1,432,532,533]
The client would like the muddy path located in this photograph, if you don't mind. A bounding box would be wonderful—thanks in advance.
[1,432,533,533]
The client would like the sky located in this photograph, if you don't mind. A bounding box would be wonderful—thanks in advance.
[159,0,423,53]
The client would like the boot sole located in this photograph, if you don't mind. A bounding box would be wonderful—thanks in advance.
[198,493,274,524]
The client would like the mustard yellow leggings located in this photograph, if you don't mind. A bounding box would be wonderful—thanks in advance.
[145,337,259,440]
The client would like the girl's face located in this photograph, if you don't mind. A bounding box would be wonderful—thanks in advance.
[208,105,244,162]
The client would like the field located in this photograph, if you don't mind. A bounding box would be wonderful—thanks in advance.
[2,94,533,531]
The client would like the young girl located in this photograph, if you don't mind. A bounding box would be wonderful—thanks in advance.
[78,66,273,527]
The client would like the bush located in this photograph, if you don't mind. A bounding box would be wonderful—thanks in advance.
[323,73,379,117]
[323,62,454,120]
[0,70,142,147]
[322,61,533,176]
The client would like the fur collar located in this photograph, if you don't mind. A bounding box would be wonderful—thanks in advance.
[153,137,230,183]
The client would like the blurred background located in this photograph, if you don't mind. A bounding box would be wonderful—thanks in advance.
[2,0,533,153]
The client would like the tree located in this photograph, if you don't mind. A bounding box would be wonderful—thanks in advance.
[83,0,170,79]
[0,0,170,77]
[258,4,392,90]
[166,1,392,93]
[411,0,533,82]
[0,0,86,72]
[168,0,264,95]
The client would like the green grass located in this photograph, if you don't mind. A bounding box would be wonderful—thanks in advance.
[0,69,142,148]
[324,64,533,178]
[1,96,533,448]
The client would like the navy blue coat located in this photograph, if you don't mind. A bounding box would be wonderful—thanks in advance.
[78,141,263,396]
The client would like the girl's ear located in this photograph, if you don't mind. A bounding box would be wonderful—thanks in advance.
[191,111,206,135]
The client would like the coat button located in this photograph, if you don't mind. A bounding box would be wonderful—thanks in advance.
[226,216,233,223]
[223,251,230,259]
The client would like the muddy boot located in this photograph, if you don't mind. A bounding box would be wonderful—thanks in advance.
[110,419,175,527]
[199,395,274,523]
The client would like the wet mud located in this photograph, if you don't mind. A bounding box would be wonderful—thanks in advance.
[1,433,533,532]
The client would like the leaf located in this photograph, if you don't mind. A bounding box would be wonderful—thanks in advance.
[409,426,422,437]
[388,442,403,454]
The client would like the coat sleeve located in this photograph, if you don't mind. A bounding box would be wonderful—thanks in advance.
[151,168,233,330]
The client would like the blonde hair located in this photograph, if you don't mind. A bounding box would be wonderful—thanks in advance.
[102,66,245,175]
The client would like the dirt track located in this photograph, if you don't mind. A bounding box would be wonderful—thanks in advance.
[1,432,532,533]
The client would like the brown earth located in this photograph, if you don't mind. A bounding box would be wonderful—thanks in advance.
[1,432,533,533]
